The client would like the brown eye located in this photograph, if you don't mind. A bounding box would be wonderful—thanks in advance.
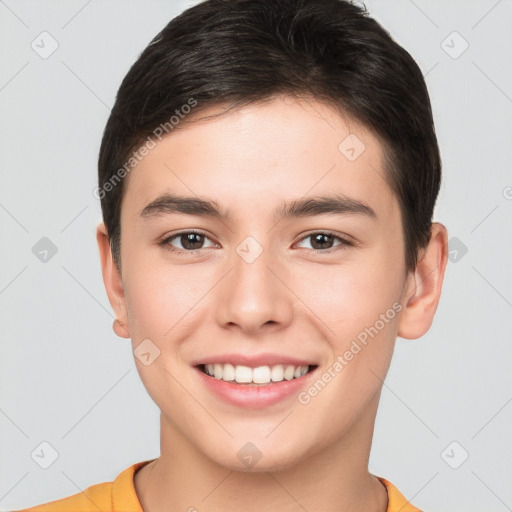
[296,232,352,252]
[179,232,205,250]
[162,231,216,253]
[310,233,335,250]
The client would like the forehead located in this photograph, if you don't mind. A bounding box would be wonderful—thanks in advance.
[122,96,398,225]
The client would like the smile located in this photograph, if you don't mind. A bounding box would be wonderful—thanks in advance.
[200,363,316,385]
[194,359,319,409]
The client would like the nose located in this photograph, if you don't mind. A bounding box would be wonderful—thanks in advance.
[215,243,294,335]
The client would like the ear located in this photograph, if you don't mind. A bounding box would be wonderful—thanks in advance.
[96,222,130,338]
[398,222,449,339]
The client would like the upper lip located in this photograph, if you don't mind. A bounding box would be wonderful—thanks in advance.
[192,353,317,368]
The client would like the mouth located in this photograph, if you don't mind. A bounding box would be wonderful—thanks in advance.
[198,363,318,386]
[191,353,320,408]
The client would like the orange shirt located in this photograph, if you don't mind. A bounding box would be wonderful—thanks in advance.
[17,460,422,512]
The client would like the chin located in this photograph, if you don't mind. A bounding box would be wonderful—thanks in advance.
[201,435,314,474]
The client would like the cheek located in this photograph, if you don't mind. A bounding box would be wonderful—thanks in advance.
[294,253,403,343]
[121,253,202,404]
[292,259,402,436]
[122,247,221,356]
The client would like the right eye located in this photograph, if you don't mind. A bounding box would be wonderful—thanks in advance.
[160,230,218,253]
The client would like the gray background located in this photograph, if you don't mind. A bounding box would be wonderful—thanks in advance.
[1,0,511,510]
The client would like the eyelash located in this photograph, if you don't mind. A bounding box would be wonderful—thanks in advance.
[159,230,354,255]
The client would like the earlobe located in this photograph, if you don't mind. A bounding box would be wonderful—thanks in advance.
[96,223,131,339]
[113,318,130,338]
[397,222,449,340]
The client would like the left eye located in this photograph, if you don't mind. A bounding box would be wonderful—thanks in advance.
[163,231,216,252]
[296,232,351,251]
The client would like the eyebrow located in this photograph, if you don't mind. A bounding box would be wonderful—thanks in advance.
[140,193,377,222]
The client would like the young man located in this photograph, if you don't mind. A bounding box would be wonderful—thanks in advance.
[19,0,448,510]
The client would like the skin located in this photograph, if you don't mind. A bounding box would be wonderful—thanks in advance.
[97,95,448,512]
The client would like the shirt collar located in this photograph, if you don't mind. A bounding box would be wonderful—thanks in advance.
[111,458,155,511]
[111,461,421,512]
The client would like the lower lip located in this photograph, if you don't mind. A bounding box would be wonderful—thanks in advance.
[194,366,317,409]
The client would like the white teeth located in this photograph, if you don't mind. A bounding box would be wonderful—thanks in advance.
[235,365,253,383]
[271,365,284,382]
[203,363,311,384]
[284,365,295,380]
[213,363,223,379]
[223,363,235,381]
[252,365,271,384]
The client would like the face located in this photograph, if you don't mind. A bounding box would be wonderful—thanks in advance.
[105,96,419,471]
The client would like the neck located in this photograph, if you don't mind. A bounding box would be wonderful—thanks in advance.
[134,394,388,512]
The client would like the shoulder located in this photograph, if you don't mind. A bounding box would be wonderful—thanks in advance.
[377,476,423,512]
[14,481,114,512]
[14,460,154,512]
